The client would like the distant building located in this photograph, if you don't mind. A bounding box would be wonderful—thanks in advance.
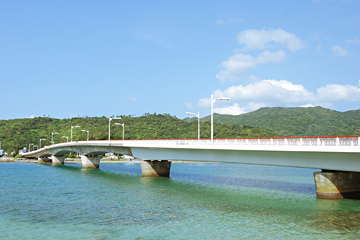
[103,153,134,160]
[19,147,27,155]
[0,149,6,157]
[122,155,134,160]
[104,152,119,160]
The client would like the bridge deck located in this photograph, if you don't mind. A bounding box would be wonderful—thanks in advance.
[22,136,360,172]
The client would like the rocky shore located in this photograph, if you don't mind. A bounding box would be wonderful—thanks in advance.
[0,157,14,162]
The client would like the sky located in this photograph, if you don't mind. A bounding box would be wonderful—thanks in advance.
[1,0,359,120]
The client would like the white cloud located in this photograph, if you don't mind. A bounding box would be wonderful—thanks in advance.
[214,103,246,115]
[216,28,304,81]
[128,97,137,102]
[213,79,314,103]
[216,50,287,81]
[216,54,256,81]
[331,45,348,57]
[317,81,360,101]
[213,102,267,115]
[29,115,37,118]
[300,104,315,108]
[197,79,360,115]
[236,29,305,52]
[256,50,287,64]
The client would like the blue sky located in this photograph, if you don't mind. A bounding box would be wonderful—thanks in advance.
[1,0,359,119]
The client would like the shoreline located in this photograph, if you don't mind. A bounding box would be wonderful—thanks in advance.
[3,158,216,164]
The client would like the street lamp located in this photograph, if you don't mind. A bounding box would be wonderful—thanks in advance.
[62,136,69,142]
[81,130,89,141]
[39,138,46,149]
[109,116,121,141]
[211,94,230,144]
[186,112,200,140]
[71,125,81,142]
[29,143,34,152]
[115,123,125,140]
[51,132,58,145]
[33,145,38,151]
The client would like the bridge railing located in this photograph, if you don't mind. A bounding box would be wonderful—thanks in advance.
[124,136,360,147]
[24,136,360,155]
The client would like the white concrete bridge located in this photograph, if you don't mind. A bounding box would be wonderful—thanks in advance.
[22,136,360,199]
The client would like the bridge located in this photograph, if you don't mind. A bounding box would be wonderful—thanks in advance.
[22,136,360,199]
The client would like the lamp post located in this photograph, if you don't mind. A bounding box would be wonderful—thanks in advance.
[29,143,34,152]
[33,145,38,151]
[115,123,125,140]
[211,94,230,144]
[109,116,121,141]
[39,138,46,149]
[81,130,89,141]
[71,125,80,142]
[186,112,200,140]
[62,136,69,142]
[51,132,58,145]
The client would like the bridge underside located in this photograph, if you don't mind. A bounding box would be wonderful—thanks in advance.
[130,147,360,199]
[26,146,133,158]
[130,147,360,172]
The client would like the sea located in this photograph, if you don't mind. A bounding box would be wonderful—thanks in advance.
[0,162,359,239]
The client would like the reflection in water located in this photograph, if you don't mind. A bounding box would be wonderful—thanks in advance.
[313,198,360,236]
[170,172,315,194]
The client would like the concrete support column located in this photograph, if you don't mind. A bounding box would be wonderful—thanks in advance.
[38,157,51,164]
[140,160,172,177]
[38,157,45,164]
[313,170,360,199]
[51,155,65,165]
[81,155,100,169]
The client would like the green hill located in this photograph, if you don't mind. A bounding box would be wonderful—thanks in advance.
[0,113,276,155]
[197,106,360,137]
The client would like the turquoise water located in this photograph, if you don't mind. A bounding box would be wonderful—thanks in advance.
[1,162,360,239]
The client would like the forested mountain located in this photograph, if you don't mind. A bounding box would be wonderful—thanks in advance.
[185,106,360,137]
[0,113,276,154]
[4,106,358,155]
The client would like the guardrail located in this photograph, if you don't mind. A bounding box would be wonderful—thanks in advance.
[24,136,360,155]
[123,136,360,147]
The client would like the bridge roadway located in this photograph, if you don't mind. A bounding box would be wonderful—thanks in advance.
[22,136,360,199]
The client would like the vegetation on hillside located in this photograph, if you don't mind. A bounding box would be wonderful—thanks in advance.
[0,113,276,155]
[4,106,357,155]
[190,106,360,137]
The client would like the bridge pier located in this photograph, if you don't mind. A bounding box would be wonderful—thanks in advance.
[37,157,52,164]
[81,155,100,169]
[51,155,65,165]
[313,170,360,199]
[140,160,171,177]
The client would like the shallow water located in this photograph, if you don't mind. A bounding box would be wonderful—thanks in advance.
[0,162,359,239]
